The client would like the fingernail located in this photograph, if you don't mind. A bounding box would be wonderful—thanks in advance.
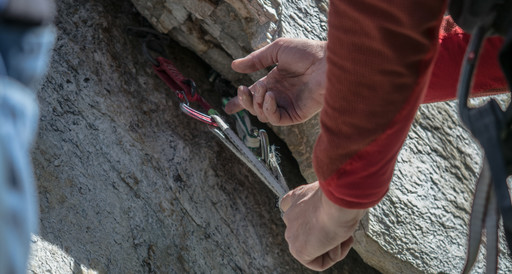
[237,86,245,99]
[263,95,270,111]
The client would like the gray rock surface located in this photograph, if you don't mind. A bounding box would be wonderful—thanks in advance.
[131,0,328,85]
[130,0,327,182]
[354,100,512,273]
[129,0,512,273]
[27,0,378,273]
[272,98,512,274]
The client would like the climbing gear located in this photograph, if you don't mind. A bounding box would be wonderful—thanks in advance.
[127,27,289,197]
[208,111,288,197]
[222,98,261,149]
[450,0,512,272]
[152,57,217,126]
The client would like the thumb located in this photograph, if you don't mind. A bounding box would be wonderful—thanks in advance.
[280,184,308,213]
[232,39,284,73]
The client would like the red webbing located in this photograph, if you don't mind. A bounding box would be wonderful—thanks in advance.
[153,57,212,111]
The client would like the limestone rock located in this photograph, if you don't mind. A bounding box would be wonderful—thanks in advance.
[128,0,512,273]
[27,0,377,273]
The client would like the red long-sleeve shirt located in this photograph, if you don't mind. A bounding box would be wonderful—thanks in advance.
[314,0,507,209]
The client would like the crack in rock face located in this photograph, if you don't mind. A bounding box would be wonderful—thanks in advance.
[28,0,378,273]
[26,0,512,272]
[129,0,512,273]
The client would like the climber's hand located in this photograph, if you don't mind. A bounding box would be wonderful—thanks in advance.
[279,182,366,271]
[225,38,326,126]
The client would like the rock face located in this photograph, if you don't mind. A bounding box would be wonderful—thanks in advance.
[131,0,328,84]
[272,98,512,273]
[353,100,512,273]
[27,0,378,273]
[129,0,512,273]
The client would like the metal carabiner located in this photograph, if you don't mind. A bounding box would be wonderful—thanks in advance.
[182,79,197,99]
[259,130,270,166]
[177,90,217,126]
[128,27,217,127]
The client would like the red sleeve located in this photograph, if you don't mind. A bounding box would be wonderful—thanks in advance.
[423,16,508,103]
[313,0,447,209]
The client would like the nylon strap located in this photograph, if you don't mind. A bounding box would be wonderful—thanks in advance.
[148,54,288,202]
[458,21,512,273]
[153,57,212,111]
[210,114,289,197]
[462,159,499,274]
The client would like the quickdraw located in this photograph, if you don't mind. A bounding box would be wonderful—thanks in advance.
[152,57,218,127]
[127,27,289,197]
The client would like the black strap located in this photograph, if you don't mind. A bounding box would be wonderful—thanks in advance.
[454,1,512,271]
[498,27,512,177]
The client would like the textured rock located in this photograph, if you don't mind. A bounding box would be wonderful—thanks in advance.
[131,0,328,84]
[273,98,512,273]
[354,100,512,273]
[27,0,378,273]
[278,98,512,273]
[128,0,512,273]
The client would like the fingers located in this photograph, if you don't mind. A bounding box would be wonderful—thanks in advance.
[223,84,261,117]
[224,93,244,114]
[305,237,354,271]
[252,81,267,120]
[339,236,354,260]
[225,82,283,125]
[279,182,356,271]
[231,39,284,73]
[327,244,342,263]
[226,85,254,115]
[263,92,281,125]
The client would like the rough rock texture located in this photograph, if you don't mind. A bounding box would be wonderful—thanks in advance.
[129,0,512,273]
[27,0,379,273]
[131,0,328,84]
[130,0,327,182]
[353,99,512,273]
[272,99,512,274]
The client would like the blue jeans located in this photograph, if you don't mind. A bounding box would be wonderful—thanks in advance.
[0,23,55,274]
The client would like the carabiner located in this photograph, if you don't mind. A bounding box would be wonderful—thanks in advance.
[259,130,270,165]
[178,95,217,127]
